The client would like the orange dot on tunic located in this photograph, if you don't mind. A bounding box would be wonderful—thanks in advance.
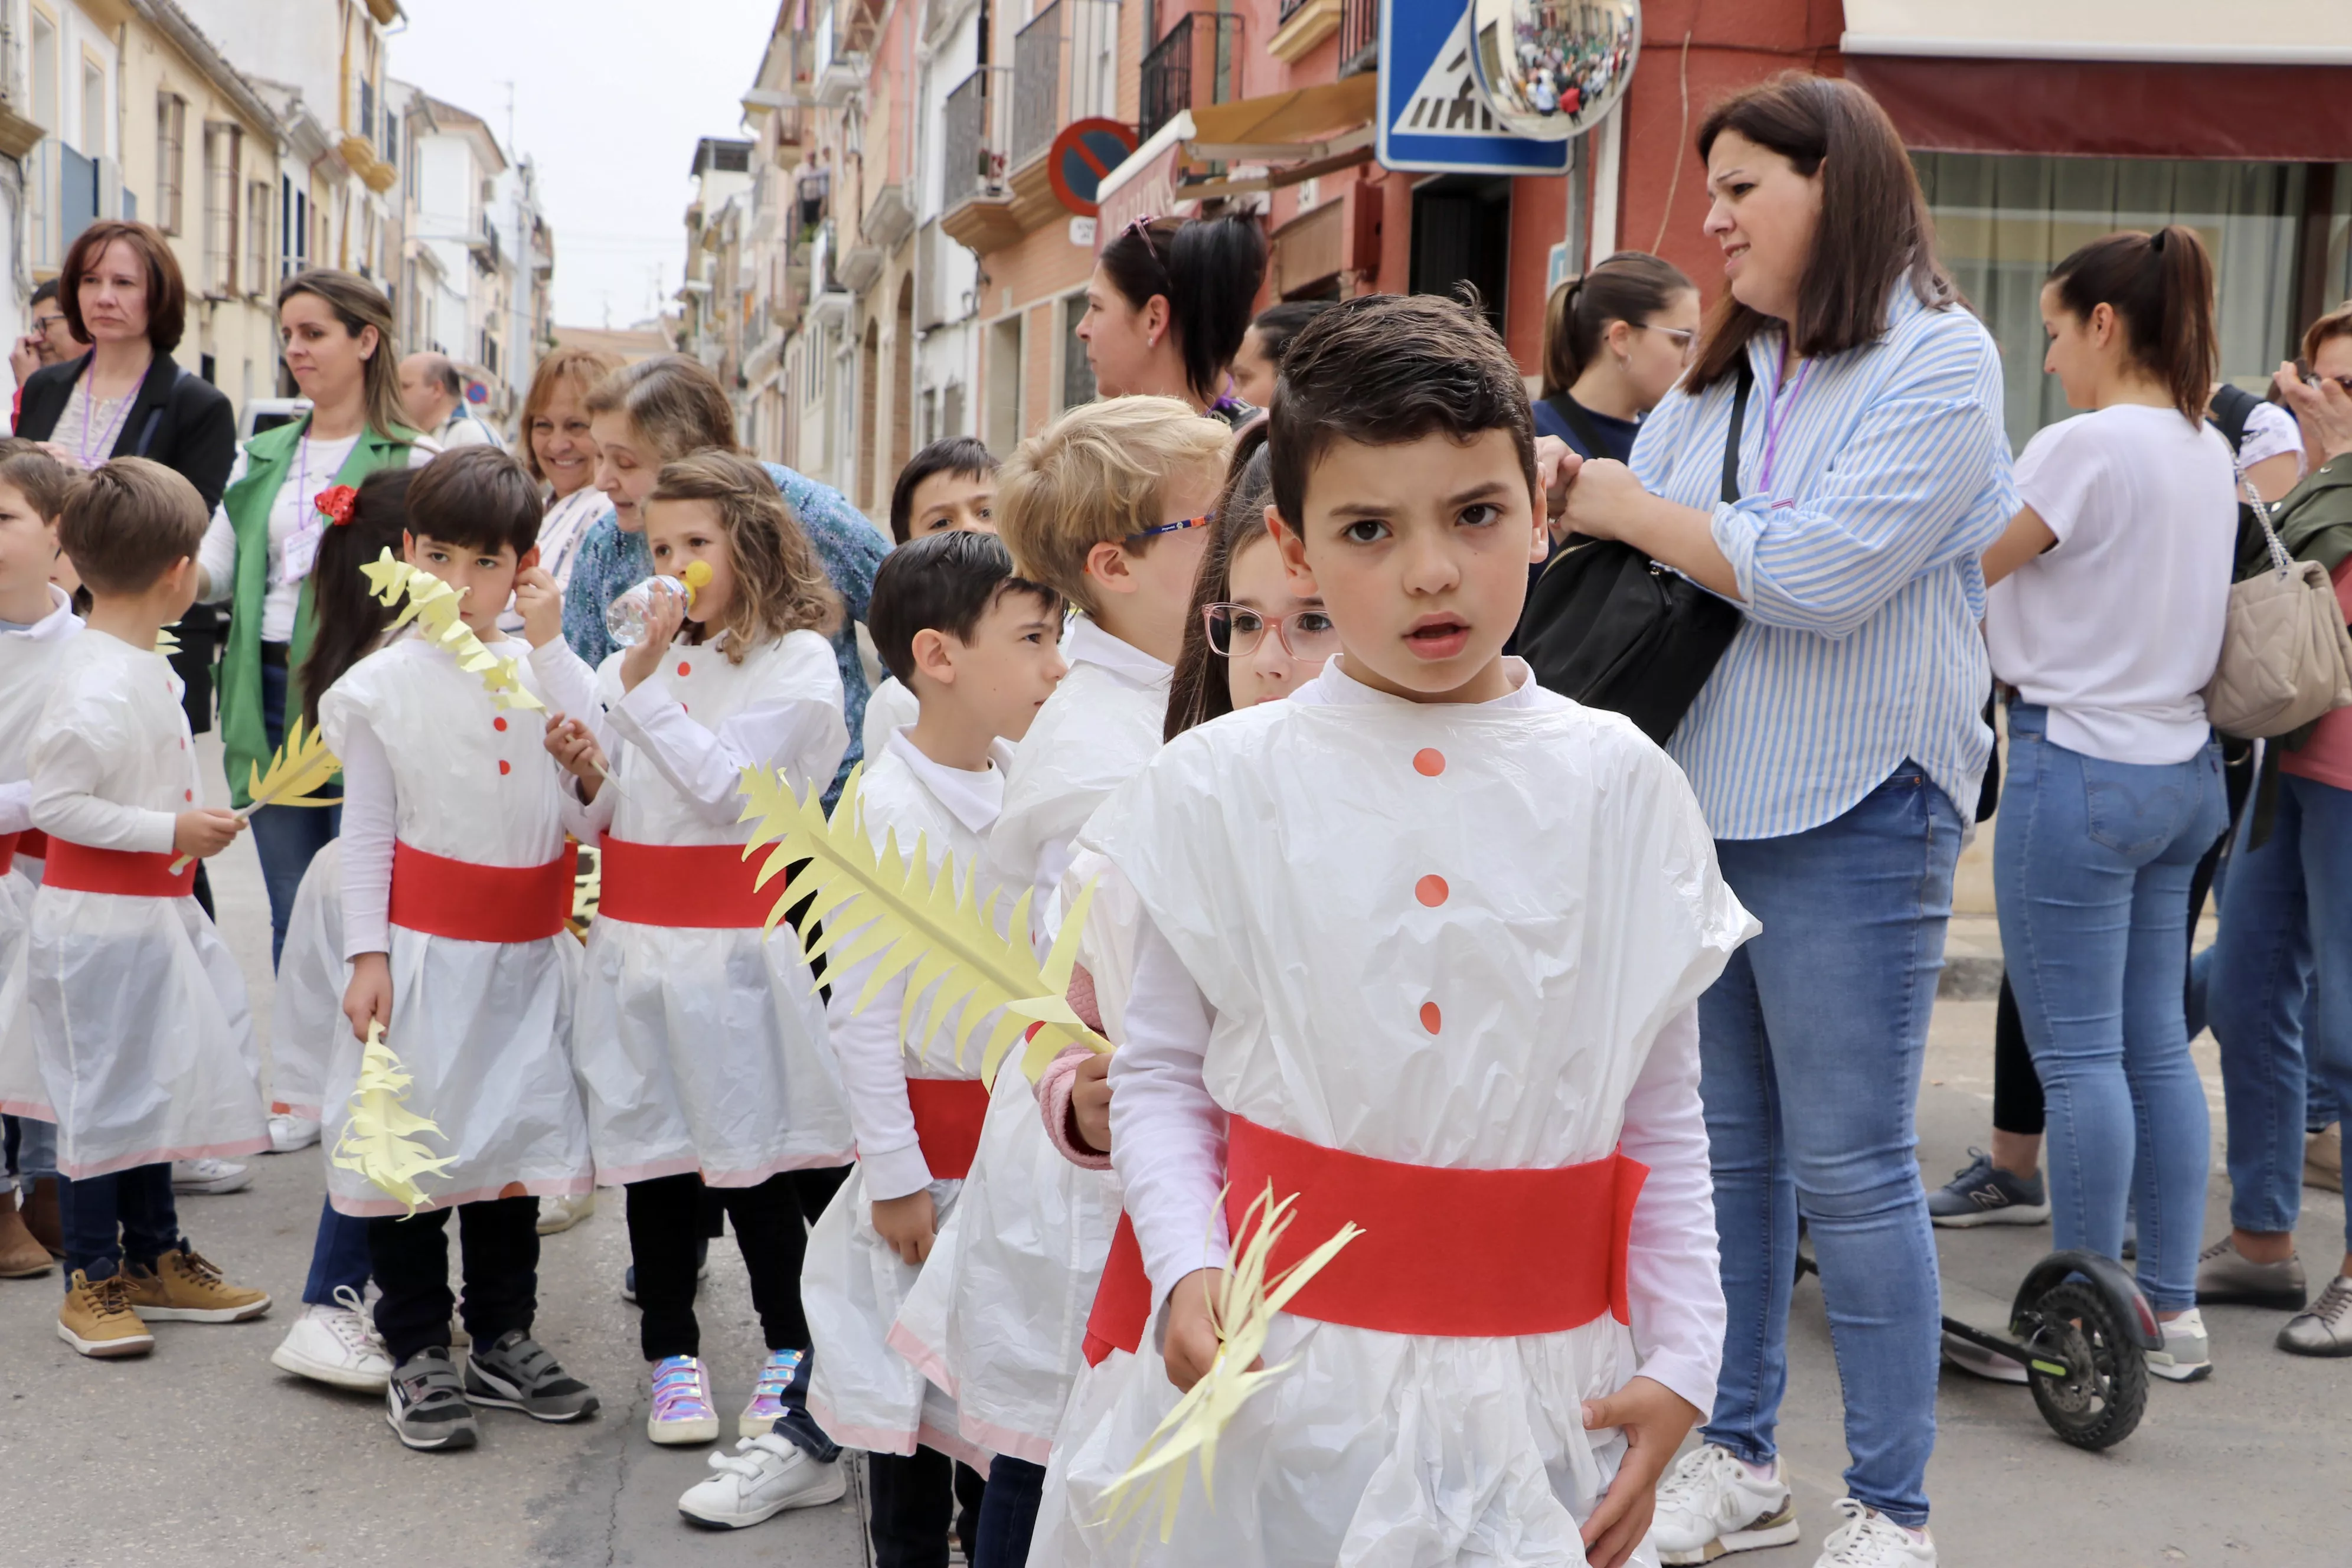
[493,716,508,732]
[1419,1001,1442,1034]
[677,661,691,677]
[1413,748,1445,777]
[498,760,512,776]
[1415,874,1449,907]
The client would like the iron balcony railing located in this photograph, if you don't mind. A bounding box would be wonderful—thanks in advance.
[1140,12,1241,146]
[1012,2,1063,168]
[1338,0,1377,76]
[943,69,993,208]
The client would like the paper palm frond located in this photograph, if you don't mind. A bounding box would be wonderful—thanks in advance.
[360,547,545,713]
[328,1024,456,1217]
[737,763,1112,1083]
[1099,1185,1364,1542]
[246,717,342,809]
[152,626,179,655]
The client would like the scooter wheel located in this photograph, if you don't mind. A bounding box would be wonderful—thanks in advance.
[2022,1278,2147,1451]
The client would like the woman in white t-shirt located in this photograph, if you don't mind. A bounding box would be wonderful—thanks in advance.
[1982,226,2235,1378]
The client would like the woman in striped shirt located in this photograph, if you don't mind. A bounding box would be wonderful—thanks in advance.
[1554,76,2013,1568]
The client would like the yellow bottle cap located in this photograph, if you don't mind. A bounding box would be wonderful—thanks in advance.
[681,560,713,603]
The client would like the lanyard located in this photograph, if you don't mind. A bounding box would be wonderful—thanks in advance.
[1757,356,1812,495]
[74,369,138,466]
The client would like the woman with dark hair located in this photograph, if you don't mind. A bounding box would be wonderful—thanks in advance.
[1077,214,1267,426]
[1224,300,1332,409]
[1553,75,2015,1566]
[1534,250,1700,460]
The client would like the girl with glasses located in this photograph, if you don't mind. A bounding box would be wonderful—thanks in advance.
[1535,250,1701,470]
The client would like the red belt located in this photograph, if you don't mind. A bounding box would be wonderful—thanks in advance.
[17,828,45,860]
[0,831,15,877]
[39,839,197,897]
[906,1077,990,1182]
[1083,1115,1647,1363]
[597,837,782,928]
[388,839,577,943]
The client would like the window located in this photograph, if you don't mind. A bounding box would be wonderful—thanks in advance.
[245,178,272,295]
[1060,291,1095,410]
[156,94,187,235]
[80,57,103,156]
[282,174,309,278]
[30,13,56,134]
[203,123,240,293]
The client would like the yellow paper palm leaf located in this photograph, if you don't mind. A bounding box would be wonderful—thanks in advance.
[246,717,342,809]
[1099,1185,1364,1542]
[328,1024,456,1217]
[737,763,1110,1082]
[360,547,545,713]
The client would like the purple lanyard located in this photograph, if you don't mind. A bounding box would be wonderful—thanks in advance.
[75,373,137,466]
[1757,357,1812,495]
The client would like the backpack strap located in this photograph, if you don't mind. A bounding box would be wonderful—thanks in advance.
[1721,361,1754,506]
[2208,382,2261,455]
[1543,392,1609,459]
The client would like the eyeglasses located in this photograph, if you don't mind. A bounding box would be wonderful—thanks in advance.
[1125,512,1208,544]
[31,313,66,334]
[1641,324,1698,360]
[1202,602,1340,661]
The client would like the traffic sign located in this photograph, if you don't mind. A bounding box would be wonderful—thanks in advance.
[1378,0,1575,176]
[1048,117,1140,218]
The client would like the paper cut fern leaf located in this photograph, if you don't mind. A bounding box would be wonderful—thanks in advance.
[360,547,545,712]
[246,717,342,809]
[329,1024,456,1217]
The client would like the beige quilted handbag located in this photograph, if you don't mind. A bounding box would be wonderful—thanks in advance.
[2203,478,2352,739]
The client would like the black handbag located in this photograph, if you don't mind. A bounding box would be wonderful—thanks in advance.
[1515,362,1752,745]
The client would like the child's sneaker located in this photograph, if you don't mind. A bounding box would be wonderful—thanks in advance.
[536,1190,596,1234]
[169,1158,252,1195]
[269,1286,392,1390]
[1813,1499,1936,1566]
[386,1348,478,1451]
[120,1247,270,1322]
[1925,1149,2048,1227]
[464,1329,600,1421]
[1648,1444,1798,1563]
[266,1112,322,1154]
[738,1347,803,1438]
[648,1354,722,1445]
[677,1433,847,1528]
[2148,1308,2213,1382]
[57,1269,155,1358]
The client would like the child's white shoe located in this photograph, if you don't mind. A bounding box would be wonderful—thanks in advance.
[2148,1308,2213,1382]
[269,1287,391,1390]
[1648,1443,1798,1563]
[677,1433,846,1528]
[1814,1499,1936,1566]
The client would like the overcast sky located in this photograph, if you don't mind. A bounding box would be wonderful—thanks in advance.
[391,0,781,328]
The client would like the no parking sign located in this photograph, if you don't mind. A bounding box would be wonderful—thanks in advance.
[1048,118,1140,218]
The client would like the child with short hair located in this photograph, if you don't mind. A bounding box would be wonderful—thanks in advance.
[539,450,856,1491]
[17,458,272,1357]
[864,437,1005,764]
[746,527,1063,1554]
[1033,295,1751,1566]
[321,445,604,1451]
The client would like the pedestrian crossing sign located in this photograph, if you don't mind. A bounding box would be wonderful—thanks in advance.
[1378,0,1575,175]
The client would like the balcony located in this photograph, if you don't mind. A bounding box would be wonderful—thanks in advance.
[1010,4,1063,170]
[1141,13,1243,146]
[1337,0,1377,77]
[939,67,1024,253]
[863,180,914,251]
[1270,0,1341,64]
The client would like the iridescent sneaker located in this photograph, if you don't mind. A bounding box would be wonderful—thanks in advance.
[739,1347,805,1439]
[648,1354,721,1445]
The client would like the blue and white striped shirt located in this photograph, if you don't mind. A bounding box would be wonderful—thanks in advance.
[1629,286,2016,840]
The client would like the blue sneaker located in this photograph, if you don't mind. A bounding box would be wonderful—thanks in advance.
[1926,1148,2050,1227]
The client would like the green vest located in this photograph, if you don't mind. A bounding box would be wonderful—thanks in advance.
[217,417,419,808]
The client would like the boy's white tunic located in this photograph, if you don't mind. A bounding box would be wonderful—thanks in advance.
[14,631,266,1175]
[1034,659,1753,1567]
[0,587,78,1118]
[803,727,1011,1466]
[318,633,598,1215]
[570,629,852,1185]
[269,839,344,1121]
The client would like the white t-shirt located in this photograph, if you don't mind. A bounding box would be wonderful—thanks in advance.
[1987,404,2237,765]
[198,435,438,644]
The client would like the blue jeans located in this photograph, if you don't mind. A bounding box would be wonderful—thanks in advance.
[249,654,339,966]
[303,1195,373,1305]
[1995,707,2224,1311]
[57,1162,180,1281]
[1699,762,1958,1529]
[6,1115,56,1192]
[972,1455,1045,1568]
[2208,770,2352,1253]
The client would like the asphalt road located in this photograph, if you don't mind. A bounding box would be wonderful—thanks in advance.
[0,735,2343,1565]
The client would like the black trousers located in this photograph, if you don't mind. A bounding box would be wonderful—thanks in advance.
[367,1195,539,1364]
[867,1448,985,1568]
[626,1170,837,1361]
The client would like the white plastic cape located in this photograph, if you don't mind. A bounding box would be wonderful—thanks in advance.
[270,839,346,1121]
[317,635,589,1216]
[1031,684,1755,1567]
[14,633,265,1174]
[0,592,76,1120]
[570,631,852,1185]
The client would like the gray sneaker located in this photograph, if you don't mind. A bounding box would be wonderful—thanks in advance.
[1926,1149,2050,1227]
[2194,1238,2307,1311]
[386,1348,478,1451]
[2278,1275,2352,1357]
[464,1330,600,1422]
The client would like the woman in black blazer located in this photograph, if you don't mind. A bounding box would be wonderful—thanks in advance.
[17,220,238,728]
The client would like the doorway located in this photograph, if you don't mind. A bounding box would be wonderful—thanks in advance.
[1409,174,1511,339]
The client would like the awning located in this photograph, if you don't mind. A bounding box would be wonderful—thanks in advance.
[1841,0,2352,63]
[1095,76,1381,249]
[1185,75,1379,162]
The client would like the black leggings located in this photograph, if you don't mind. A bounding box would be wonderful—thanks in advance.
[867,1448,985,1568]
[368,1195,539,1364]
[625,1170,842,1361]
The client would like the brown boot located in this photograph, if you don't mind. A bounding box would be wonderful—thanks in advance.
[120,1247,271,1322]
[21,1177,62,1257]
[57,1270,155,1357]
[0,1195,51,1278]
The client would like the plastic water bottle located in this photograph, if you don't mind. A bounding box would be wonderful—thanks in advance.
[605,576,688,648]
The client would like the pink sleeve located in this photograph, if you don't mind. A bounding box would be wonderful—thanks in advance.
[1037,1045,1113,1171]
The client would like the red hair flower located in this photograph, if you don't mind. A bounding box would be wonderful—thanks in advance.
[315,485,359,527]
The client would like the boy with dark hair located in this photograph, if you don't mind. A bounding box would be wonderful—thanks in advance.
[714,528,1063,1544]
[1033,295,1753,1567]
[888,436,999,545]
[321,442,605,1450]
[14,458,272,1357]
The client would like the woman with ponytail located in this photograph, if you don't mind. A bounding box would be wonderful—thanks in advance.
[1534,251,1700,460]
[1077,214,1267,426]
[1980,224,2237,1380]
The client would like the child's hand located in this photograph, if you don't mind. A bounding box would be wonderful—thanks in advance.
[342,952,393,1041]
[1072,1051,1113,1154]
[543,715,605,799]
[617,582,687,694]
[514,566,564,647]
[1164,1267,1253,1393]
[172,808,246,859]
[871,1189,937,1266]
[1578,1375,1703,1568]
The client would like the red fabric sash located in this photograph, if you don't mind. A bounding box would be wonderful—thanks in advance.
[40,839,197,897]
[0,832,15,878]
[596,837,782,928]
[905,1077,990,1182]
[388,839,577,943]
[1082,1115,1647,1363]
[17,828,47,860]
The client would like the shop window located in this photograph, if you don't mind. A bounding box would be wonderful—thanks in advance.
[1409,174,1510,340]
[1060,290,1095,410]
